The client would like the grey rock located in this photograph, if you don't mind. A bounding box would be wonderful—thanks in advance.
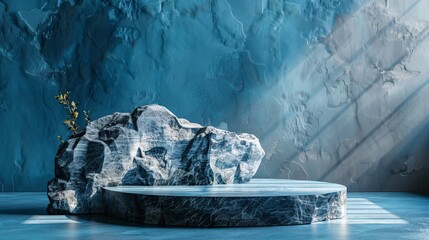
[103,179,347,227]
[47,104,264,214]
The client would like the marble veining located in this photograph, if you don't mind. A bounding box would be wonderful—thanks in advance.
[103,179,347,227]
[2,192,429,240]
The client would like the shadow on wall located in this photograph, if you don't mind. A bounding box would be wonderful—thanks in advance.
[276,0,429,193]
[268,0,429,193]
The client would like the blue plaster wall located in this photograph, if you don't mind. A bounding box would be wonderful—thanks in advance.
[1,0,429,192]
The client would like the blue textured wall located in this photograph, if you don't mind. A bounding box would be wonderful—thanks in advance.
[1,0,429,192]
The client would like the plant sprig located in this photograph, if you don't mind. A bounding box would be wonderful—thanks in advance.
[55,91,91,142]
[83,110,91,126]
[57,135,65,143]
[55,91,79,132]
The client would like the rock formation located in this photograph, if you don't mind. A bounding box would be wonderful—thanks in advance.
[47,105,264,214]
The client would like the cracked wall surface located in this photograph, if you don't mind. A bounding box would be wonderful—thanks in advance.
[0,0,428,192]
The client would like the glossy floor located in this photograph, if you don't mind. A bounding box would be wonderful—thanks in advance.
[0,192,428,240]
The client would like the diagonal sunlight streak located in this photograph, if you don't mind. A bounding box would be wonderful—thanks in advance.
[251,1,427,181]
[320,75,429,182]
[257,0,425,149]
[250,1,375,141]
[285,0,427,145]
[22,215,80,225]
[276,0,429,180]
[329,198,408,224]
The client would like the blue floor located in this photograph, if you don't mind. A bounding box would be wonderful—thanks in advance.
[0,192,428,240]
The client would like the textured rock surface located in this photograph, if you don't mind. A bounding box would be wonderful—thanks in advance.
[1,0,429,193]
[103,179,347,226]
[47,104,264,214]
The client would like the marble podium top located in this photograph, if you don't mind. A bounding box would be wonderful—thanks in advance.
[103,179,346,197]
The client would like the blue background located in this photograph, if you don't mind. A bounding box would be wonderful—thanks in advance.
[1,0,428,192]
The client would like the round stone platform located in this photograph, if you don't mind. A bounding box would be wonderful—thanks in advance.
[102,179,346,227]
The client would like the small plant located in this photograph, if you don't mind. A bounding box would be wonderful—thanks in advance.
[55,91,91,142]
[83,110,91,126]
[55,91,78,131]
[57,135,65,143]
